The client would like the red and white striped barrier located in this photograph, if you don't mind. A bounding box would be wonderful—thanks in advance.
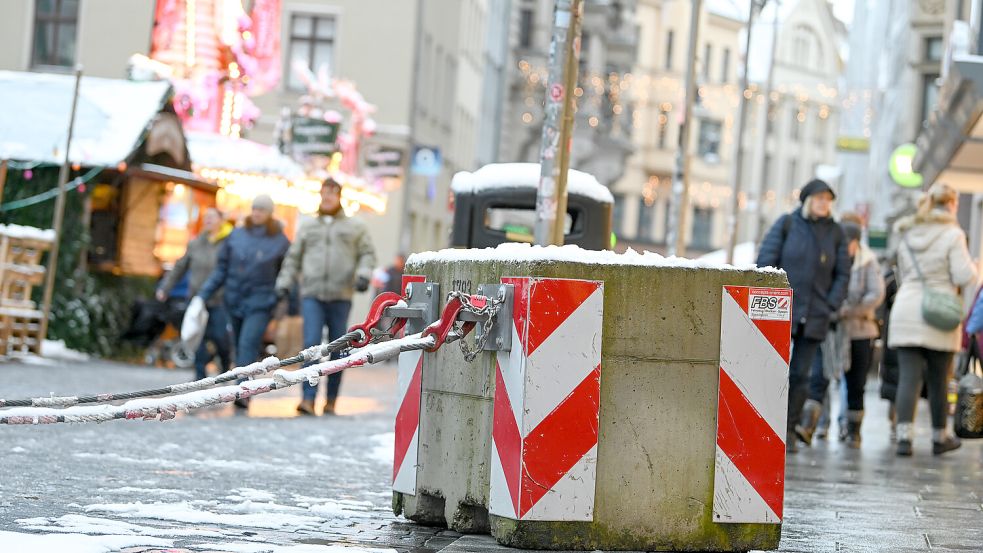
[393,275,427,495]
[713,286,792,524]
[489,277,604,521]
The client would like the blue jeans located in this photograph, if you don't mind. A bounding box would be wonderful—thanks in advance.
[194,305,234,380]
[301,298,352,403]
[230,309,273,367]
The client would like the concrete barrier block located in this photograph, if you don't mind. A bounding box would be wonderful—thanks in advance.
[392,245,789,551]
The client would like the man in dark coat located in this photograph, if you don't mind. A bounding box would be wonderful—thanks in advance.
[756,179,851,452]
[198,195,290,408]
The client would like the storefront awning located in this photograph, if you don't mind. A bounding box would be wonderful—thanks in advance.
[128,163,218,193]
[914,55,983,191]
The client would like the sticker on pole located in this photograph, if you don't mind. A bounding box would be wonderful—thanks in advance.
[748,288,791,321]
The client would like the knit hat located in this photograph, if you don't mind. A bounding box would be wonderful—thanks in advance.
[252,194,275,212]
[799,179,836,202]
[841,221,862,243]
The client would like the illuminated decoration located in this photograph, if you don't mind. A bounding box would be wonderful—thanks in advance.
[149,0,280,135]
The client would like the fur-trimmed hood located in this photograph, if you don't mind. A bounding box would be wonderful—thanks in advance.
[894,209,960,252]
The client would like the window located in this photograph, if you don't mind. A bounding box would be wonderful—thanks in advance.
[921,73,940,124]
[925,36,943,62]
[612,194,625,235]
[790,108,800,140]
[721,48,731,83]
[519,8,535,49]
[762,154,773,186]
[637,197,654,241]
[579,32,591,76]
[814,113,825,145]
[287,14,337,90]
[702,43,712,80]
[32,0,79,68]
[698,119,722,161]
[657,107,670,149]
[766,100,777,134]
[665,30,674,70]
[691,207,713,250]
[788,159,798,186]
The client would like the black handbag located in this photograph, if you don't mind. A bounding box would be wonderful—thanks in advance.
[954,340,983,439]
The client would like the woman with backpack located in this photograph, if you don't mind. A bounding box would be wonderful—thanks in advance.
[756,179,852,453]
[889,183,977,456]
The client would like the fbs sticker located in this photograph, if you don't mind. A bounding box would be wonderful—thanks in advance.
[748,288,792,321]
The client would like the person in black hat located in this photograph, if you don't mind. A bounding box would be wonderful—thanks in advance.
[756,179,852,453]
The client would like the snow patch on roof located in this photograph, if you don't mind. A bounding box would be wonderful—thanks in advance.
[408,243,782,273]
[187,132,306,178]
[451,163,614,204]
[0,71,172,166]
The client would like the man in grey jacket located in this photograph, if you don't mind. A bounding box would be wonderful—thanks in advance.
[275,178,377,415]
[158,208,235,380]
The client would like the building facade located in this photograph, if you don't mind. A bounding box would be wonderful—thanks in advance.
[612,0,742,254]
[500,0,639,187]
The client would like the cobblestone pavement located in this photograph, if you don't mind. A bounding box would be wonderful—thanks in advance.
[0,358,981,552]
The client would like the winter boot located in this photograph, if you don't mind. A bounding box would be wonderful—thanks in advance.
[932,428,961,456]
[896,422,913,457]
[845,410,864,449]
[795,399,823,445]
[296,399,316,416]
[322,397,337,416]
[888,403,897,442]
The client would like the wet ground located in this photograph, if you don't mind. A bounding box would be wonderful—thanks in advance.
[0,357,981,552]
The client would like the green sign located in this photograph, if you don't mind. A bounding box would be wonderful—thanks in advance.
[836,136,870,152]
[291,116,340,156]
[889,143,923,188]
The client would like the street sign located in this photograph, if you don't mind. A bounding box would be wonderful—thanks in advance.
[836,137,870,152]
[291,116,340,156]
[889,143,923,188]
[365,146,405,178]
[410,146,442,177]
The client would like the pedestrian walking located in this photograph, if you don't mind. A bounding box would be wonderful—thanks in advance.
[198,195,290,408]
[756,179,851,453]
[158,208,235,380]
[373,253,406,296]
[797,222,885,448]
[889,183,977,456]
[275,178,377,416]
[878,265,900,440]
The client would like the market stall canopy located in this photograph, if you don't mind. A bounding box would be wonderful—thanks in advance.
[186,132,306,180]
[0,71,174,166]
[914,56,983,192]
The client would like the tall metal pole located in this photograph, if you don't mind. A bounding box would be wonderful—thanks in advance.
[399,0,424,255]
[40,66,83,343]
[752,1,780,252]
[665,0,702,257]
[535,0,584,246]
[725,0,761,264]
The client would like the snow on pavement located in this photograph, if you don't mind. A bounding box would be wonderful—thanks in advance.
[1,530,171,553]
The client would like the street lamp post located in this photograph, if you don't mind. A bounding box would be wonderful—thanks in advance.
[665,0,703,258]
[725,0,765,264]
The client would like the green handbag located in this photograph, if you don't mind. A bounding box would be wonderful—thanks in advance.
[903,234,963,331]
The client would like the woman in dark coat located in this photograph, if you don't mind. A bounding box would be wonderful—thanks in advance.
[198,195,290,407]
[756,179,852,453]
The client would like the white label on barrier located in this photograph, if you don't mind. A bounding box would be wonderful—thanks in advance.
[748,288,792,321]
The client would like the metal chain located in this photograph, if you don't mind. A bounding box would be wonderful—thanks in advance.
[448,291,502,362]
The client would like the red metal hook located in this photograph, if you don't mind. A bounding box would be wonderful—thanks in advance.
[421,296,474,352]
[348,292,404,348]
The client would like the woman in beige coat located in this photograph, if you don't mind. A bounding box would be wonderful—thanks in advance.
[889,184,978,456]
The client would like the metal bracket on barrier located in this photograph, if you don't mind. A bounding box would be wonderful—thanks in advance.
[385,281,441,336]
[471,283,513,352]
